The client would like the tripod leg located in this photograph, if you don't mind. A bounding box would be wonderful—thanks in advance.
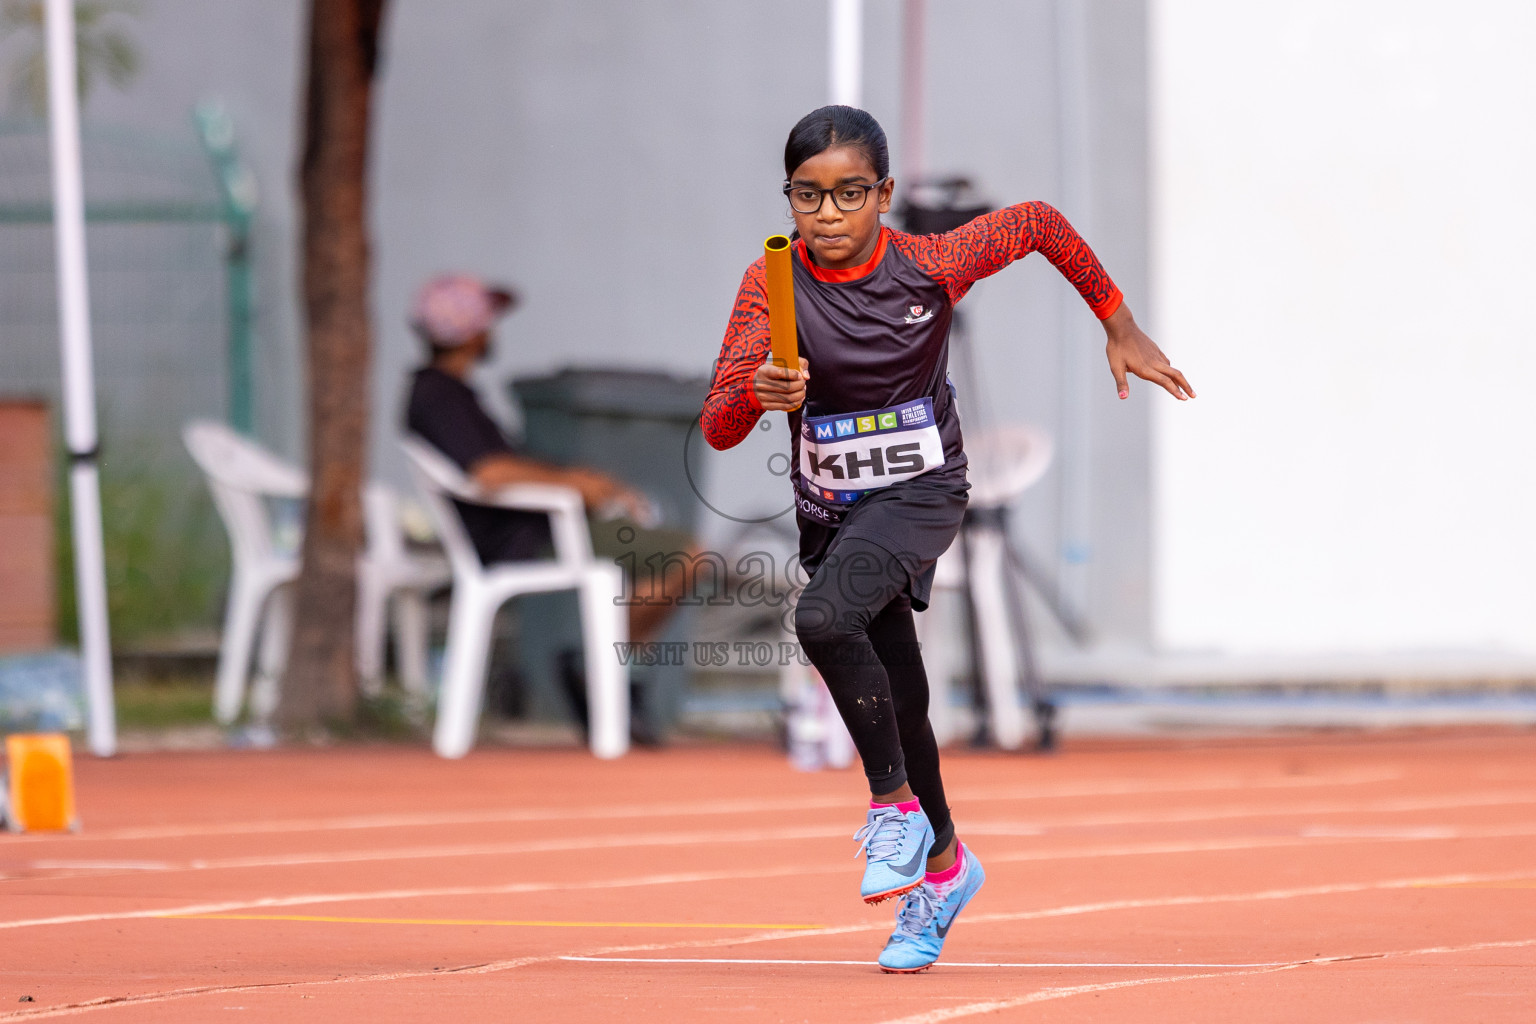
[1004,539,1057,751]
[957,522,990,746]
[968,523,1028,750]
[915,563,959,747]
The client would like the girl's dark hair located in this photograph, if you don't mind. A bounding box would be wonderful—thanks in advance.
[783,105,889,181]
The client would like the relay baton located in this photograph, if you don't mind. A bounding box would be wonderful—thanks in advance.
[763,234,799,369]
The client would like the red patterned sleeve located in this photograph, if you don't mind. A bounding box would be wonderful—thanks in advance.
[887,201,1123,317]
[701,258,770,451]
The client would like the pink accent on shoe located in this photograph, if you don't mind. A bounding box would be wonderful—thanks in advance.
[870,797,921,814]
[926,842,966,885]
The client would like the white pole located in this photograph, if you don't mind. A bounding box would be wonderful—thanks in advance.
[829,0,863,107]
[45,0,116,756]
[1053,0,1095,623]
[901,0,927,181]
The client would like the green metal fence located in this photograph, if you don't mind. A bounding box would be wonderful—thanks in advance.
[0,106,259,647]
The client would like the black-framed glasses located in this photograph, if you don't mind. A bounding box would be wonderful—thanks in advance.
[782,178,889,215]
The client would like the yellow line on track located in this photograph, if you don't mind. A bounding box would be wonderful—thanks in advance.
[159,913,826,930]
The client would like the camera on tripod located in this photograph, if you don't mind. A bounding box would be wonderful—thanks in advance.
[896,176,992,235]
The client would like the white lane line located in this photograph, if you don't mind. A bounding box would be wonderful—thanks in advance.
[3,769,1404,845]
[7,797,853,844]
[113,824,847,872]
[1034,790,1536,829]
[983,823,1536,866]
[868,937,1536,1024]
[26,861,171,871]
[871,966,1309,1024]
[610,868,1536,954]
[0,955,555,1022]
[1303,811,1536,835]
[1300,826,1459,839]
[13,792,1536,880]
[1374,936,1536,959]
[15,822,1533,881]
[953,872,1536,931]
[0,864,824,932]
[954,767,1403,801]
[558,956,1295,968]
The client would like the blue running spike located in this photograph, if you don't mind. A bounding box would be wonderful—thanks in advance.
[853,805,934,904]
[878,848,987,973]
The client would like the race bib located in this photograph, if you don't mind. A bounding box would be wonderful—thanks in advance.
[798,397,945,505]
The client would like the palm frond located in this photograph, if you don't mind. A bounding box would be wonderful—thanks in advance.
[2,0,143,115]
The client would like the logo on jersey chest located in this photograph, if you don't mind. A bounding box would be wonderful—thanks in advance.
[903,303,934,325]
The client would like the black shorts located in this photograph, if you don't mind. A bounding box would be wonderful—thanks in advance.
[796,467,969,612]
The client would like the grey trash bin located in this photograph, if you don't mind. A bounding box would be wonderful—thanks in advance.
[513,368,711,532]
[507,368,710,737]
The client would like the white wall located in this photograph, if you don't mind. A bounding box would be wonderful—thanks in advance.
[1150,1,1536,654]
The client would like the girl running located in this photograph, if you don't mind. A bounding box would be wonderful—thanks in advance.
[701,105,1193,973]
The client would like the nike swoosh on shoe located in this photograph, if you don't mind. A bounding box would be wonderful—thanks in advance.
[892,842,926,879]
[863,843,928,903]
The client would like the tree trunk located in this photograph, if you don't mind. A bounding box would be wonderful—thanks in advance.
[279,0,387,729]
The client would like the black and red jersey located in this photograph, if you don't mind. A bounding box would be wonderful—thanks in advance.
[703,201,1122,528]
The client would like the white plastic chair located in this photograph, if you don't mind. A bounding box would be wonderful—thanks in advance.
[187,421,455,724]
[400,436,629,759]
[965,424,1055,512]
[357,483,451,696]
[920,423,1054,749]
[183,420,306,725]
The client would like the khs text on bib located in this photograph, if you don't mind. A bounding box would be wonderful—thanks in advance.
[799,397,945,505]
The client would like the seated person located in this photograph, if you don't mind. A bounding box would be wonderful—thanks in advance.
[403,274,698,738]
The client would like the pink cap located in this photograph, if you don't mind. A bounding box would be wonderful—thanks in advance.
[410,274,518,345]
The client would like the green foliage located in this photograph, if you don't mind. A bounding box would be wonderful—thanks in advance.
[1,0,142,117]
[113,677,212,729]
[54,442,228,648]
[349,691,432,741]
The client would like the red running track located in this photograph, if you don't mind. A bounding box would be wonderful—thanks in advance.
[3,729,1536,1021]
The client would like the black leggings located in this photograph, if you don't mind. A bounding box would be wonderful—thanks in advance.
[793,536,954,855]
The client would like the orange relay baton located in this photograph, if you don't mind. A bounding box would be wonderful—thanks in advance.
[763,235,799,369]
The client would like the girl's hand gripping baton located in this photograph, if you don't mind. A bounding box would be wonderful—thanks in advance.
[763,235,799,369]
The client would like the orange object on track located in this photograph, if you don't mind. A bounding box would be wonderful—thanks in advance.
[4,731,77,832]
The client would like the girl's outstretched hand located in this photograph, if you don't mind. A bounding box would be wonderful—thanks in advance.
[754,357,811,412]
[1103,303,1195,401]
